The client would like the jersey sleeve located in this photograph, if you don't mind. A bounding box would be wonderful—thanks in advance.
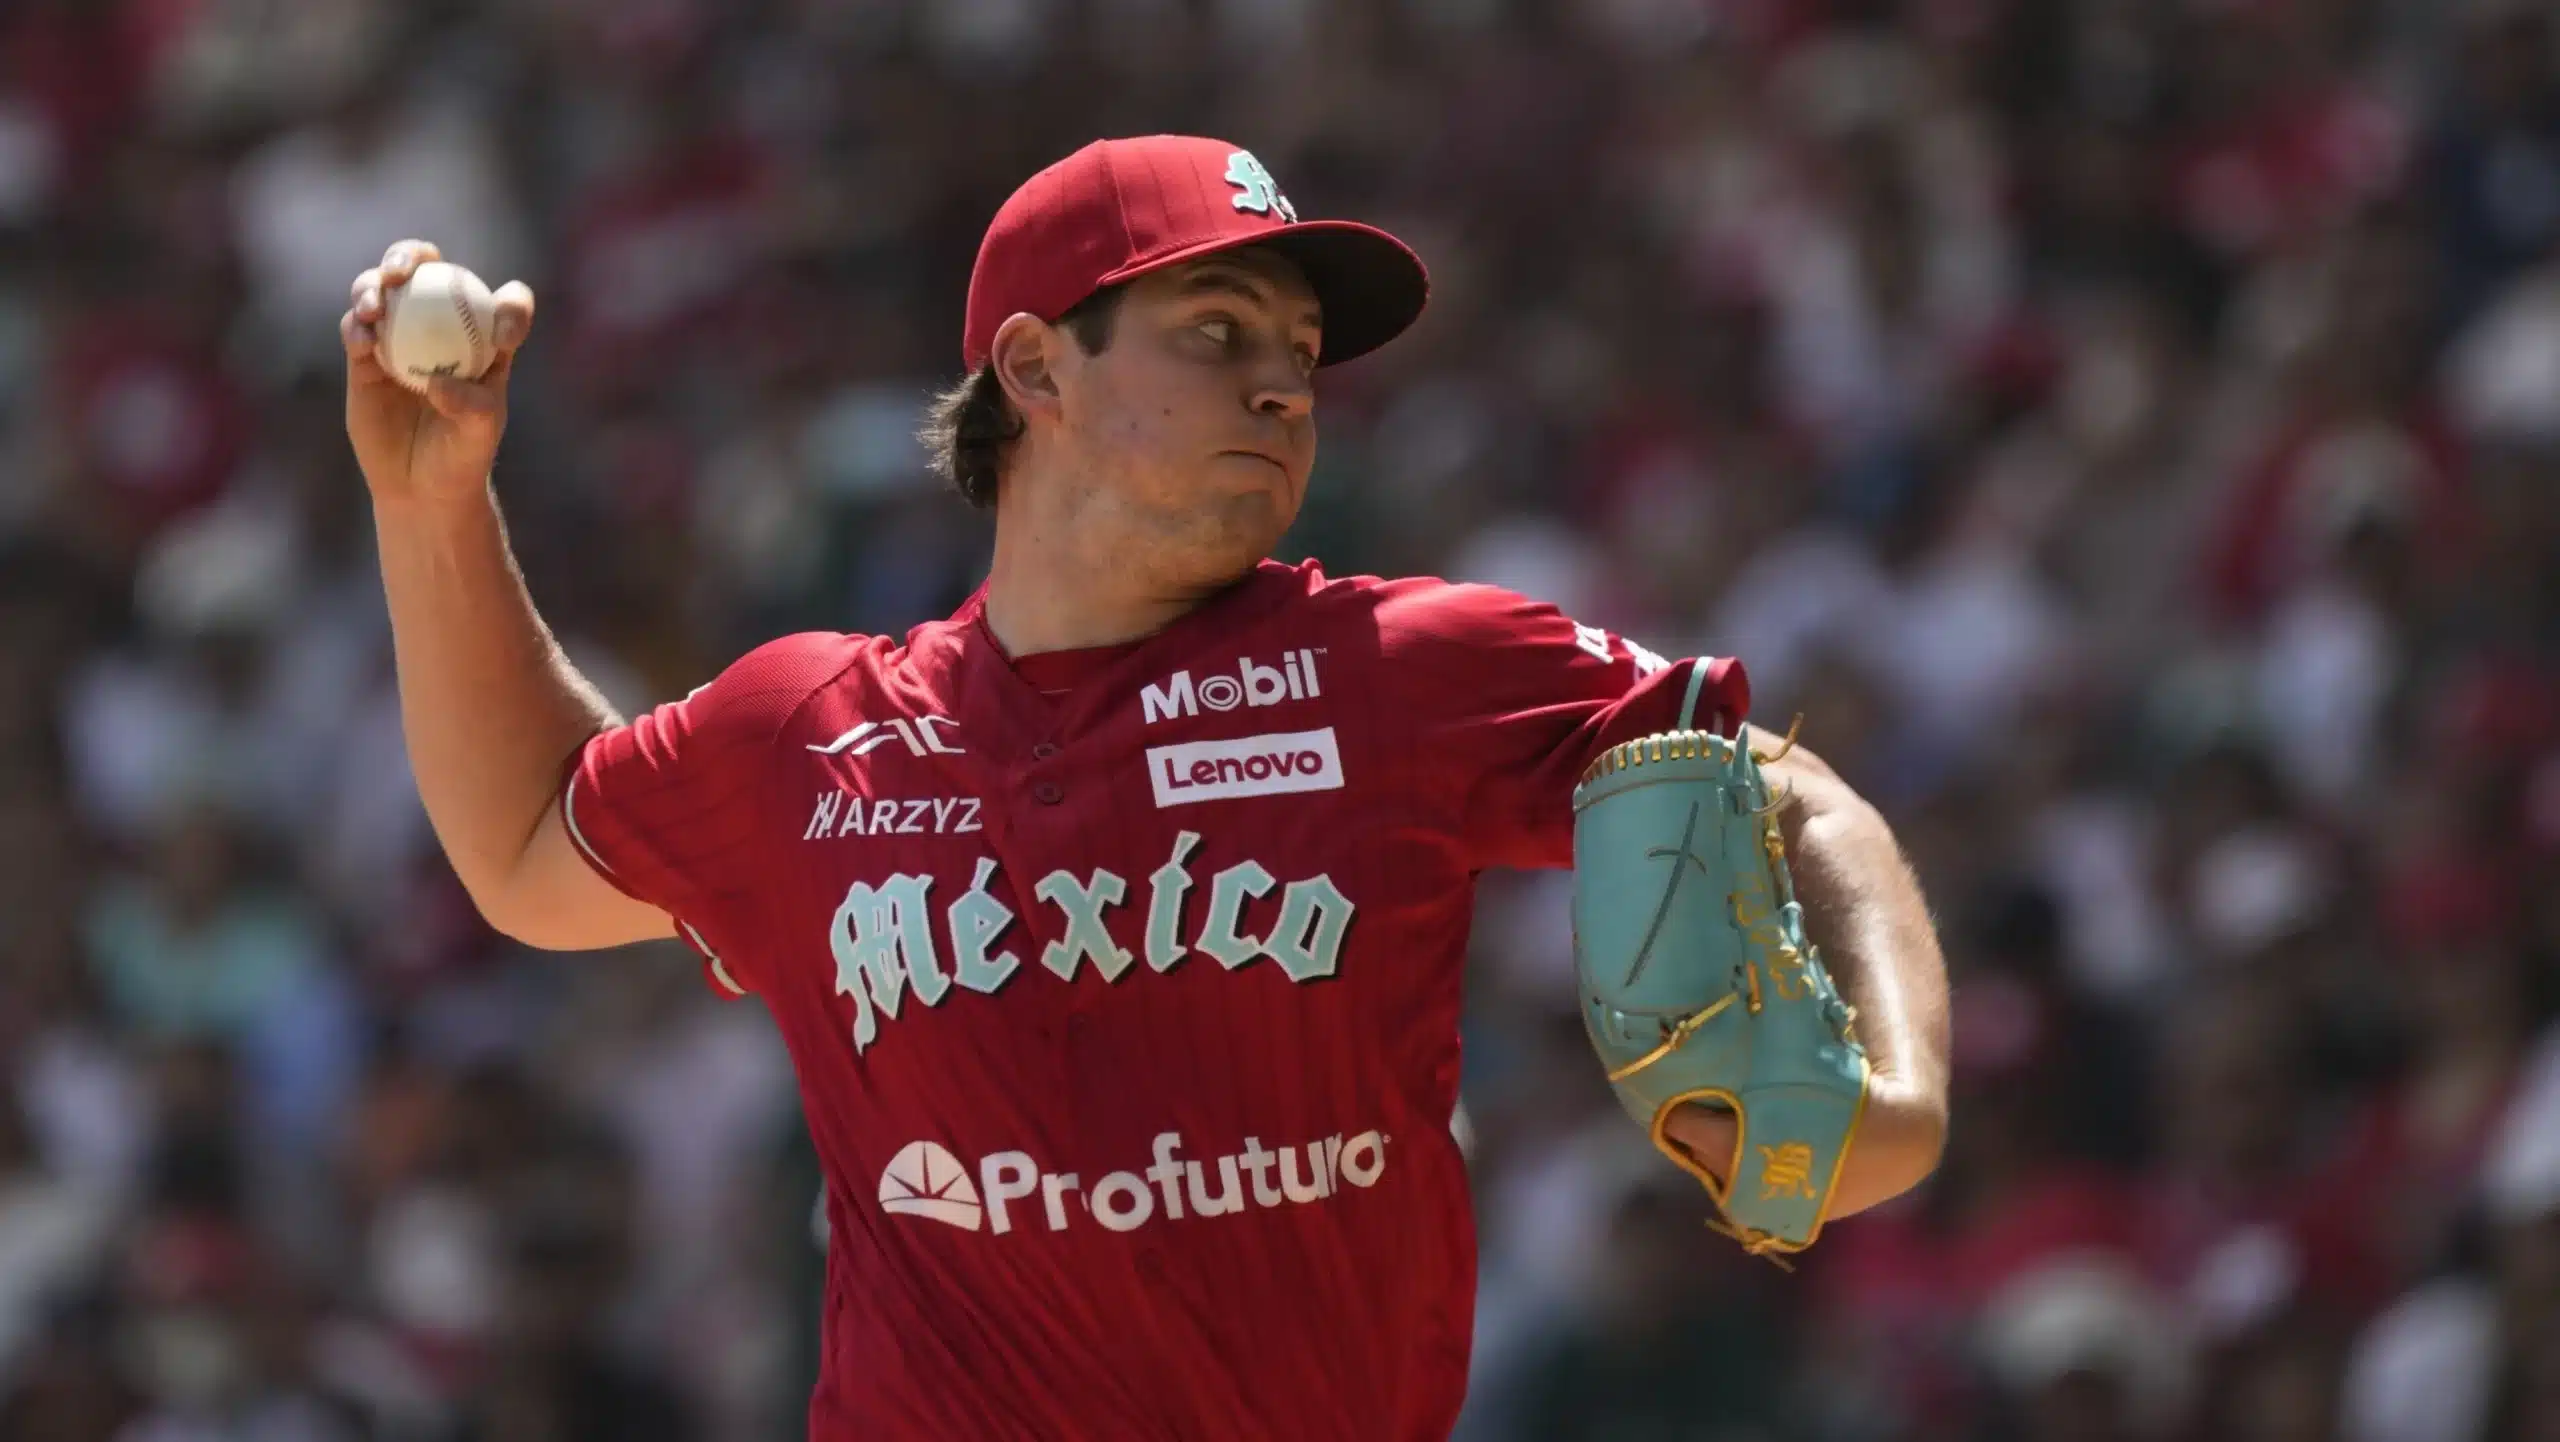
[558,633,859,998]
[1371,579,1749,872]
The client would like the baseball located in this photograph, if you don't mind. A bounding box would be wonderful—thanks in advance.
[378,261,498,393]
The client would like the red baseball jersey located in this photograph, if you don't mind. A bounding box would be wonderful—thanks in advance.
[561,559,1747,1441]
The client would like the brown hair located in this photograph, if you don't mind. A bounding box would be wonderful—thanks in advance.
[921,287,1125,509]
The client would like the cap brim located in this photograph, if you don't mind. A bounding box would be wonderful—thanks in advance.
[1096,220,1429,369]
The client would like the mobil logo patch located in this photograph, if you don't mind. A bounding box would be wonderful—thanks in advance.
[1141,649,1322,725]
[1147,728,1344,808]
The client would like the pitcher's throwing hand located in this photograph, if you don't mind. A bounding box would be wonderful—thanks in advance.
[340,239,536,507]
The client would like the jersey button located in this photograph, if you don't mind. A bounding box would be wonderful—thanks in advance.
[1034,782,1064,805]
[1031,742,1059,760]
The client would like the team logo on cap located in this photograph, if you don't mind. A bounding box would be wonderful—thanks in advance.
[1225,151,1298,224]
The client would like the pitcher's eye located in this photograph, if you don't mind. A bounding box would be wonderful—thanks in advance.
[1197,318,1236,346]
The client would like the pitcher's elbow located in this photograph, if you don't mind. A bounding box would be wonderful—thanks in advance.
[1836,1080,1949,1218]
[1898,1090,1950,1190]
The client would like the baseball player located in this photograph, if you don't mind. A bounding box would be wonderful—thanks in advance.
[340,136,1950,1440]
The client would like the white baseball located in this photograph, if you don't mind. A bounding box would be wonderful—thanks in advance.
[378,261,498,393]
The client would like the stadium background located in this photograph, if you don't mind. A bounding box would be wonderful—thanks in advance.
[5,0,2560,1439]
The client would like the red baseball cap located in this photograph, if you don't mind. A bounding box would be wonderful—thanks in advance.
[962,135,1429,373]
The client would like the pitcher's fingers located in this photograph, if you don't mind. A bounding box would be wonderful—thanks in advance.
[379,239,442,286]
[491,281,536,353]
[342,308,380,362]
[423,372,503,421]
[349,267,384,313]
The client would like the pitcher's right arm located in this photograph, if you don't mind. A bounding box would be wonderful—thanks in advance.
[345,239,669,951]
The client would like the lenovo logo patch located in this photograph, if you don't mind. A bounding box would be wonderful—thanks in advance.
[1147,728,1344,808]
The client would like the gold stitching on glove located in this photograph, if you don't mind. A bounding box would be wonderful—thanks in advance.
[1577,729,1743,789]
[1581,713,1811,792]
[1751,713,1805,766]
[1647,1089,1797,1270]
[1650,1055,1875,1267]
[1603,992,1739,1083]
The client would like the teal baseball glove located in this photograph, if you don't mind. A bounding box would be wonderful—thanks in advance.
[1571,672,1870,1258]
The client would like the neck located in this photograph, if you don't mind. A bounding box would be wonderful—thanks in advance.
[979,511,1232,658]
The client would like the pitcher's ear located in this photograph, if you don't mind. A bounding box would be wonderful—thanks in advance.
[990,313,1062,421]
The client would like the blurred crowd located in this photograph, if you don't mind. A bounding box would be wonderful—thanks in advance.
[3,0,2560,1439]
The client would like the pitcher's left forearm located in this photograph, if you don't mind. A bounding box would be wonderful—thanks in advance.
[1753,726,1952,1216]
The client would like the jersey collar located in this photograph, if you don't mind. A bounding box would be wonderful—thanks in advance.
[945,559,1313,724]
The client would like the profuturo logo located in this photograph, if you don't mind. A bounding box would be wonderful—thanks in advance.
[879,1128,1389,1236]
[878,1141,985,1230]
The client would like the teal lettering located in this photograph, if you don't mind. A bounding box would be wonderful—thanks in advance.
[830,874,941,1052]
[948,856,1019,995]
[1145,831,1203,973]
[1036,868,1134,981]
[1265,873,1354,981]
[1196,860,1276,969]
